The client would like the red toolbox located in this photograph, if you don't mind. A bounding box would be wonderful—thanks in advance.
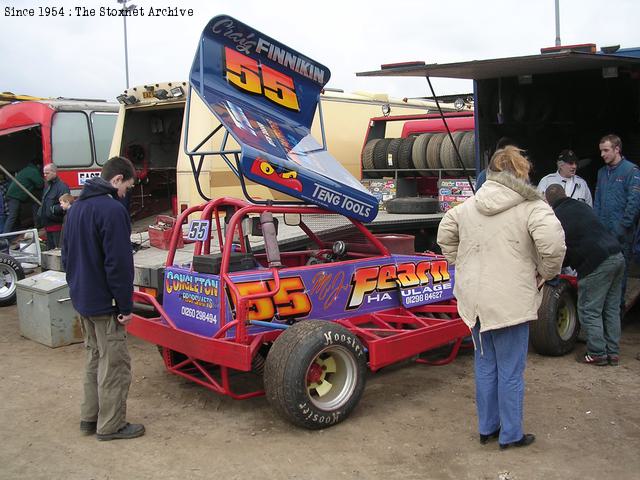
[148,215,184,250]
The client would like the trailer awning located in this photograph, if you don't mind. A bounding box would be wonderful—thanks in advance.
[357,51,640,80]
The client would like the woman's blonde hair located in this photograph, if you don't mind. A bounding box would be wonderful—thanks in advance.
[489,145,530,180]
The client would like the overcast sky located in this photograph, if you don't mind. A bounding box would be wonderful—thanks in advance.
[1,0,638,102]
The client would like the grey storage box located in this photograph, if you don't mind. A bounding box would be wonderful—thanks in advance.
[17,271,83,348]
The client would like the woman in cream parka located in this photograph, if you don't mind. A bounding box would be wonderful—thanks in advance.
[437,146,566,450]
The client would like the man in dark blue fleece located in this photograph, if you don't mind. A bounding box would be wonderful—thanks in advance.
[62,156,144,441]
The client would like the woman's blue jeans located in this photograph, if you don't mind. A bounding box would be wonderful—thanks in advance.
[471,321,529,445]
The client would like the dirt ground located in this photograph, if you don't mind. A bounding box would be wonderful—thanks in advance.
[1,303,639,480]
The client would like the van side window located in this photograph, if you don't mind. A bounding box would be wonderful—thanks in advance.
[92,112,118,166]
[51,112,92,167]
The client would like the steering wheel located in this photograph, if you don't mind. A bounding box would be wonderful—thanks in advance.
[306,249,333,266]
[305,241,348,265]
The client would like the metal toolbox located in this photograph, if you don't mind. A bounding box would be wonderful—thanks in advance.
[17,270,83,348]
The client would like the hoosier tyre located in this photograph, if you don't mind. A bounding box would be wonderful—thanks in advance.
[264,321,367,429]
[530,280,580,356]
[0,253,25,307]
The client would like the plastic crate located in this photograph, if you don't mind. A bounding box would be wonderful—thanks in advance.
[148,215,184,250]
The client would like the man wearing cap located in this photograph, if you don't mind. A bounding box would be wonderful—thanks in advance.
[537,149,593,206]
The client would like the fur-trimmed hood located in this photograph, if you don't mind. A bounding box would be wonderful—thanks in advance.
[474,170,543,216]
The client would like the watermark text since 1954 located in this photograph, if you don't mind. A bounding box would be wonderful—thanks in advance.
[3,5,194,17]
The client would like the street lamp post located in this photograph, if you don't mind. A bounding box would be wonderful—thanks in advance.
[117,0,136,89]
[555,0,561,46]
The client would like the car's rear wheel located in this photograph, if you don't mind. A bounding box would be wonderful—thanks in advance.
[264,321,367,429]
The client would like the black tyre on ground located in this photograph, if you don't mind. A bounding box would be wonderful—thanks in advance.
[372,138,393,178]
[264,320,367,429]
[386,197,440,214]
[530,280,580,356]
[0,253,25,307]
[361,139,380,178]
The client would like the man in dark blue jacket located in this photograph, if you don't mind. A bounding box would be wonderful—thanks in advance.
[62,156,144,441]
[594,134,640,311]
[546,184,624,366]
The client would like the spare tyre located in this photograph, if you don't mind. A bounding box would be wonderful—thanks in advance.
[458,131,476,169]
[384,138,403,172]
[411,133,434,177]
[426,132,447,172]
[361,139,380,179]
[386,197,440,214]
[372,138,393,178]
[440,131,467,175]
[397,137,416,177]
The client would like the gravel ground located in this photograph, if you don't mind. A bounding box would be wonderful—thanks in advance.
[1,303,639,480]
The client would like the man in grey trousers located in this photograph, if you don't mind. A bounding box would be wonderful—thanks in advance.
[546,184,624,366]
[62,156,144,440]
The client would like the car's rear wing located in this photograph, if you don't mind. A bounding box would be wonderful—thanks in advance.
[184,15,378,222]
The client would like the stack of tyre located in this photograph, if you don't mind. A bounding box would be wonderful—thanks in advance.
[361,131,475,178]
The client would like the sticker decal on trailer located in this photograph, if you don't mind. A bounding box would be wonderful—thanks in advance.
[78,171,100,185]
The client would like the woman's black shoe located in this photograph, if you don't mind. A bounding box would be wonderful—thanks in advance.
[499,433,535,450]
[479,428,501,445]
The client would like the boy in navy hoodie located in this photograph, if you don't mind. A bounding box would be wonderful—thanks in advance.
[62,156,144,441]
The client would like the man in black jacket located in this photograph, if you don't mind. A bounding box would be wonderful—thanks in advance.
[37,164,70,249]
[62,156,144,441]
[545,184,625,366]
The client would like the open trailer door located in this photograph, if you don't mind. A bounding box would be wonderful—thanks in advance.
[185,15,378,223]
